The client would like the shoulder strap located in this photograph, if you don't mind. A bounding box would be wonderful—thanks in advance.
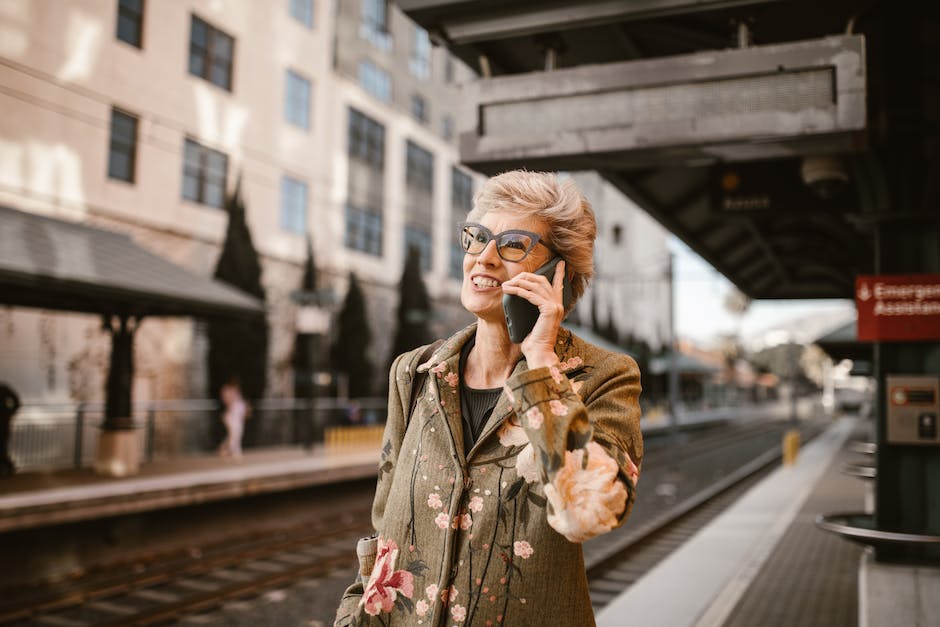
[407,340,444,425]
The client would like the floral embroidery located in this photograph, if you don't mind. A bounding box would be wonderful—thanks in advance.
[560,356,583,371]
[452,604,467,622]
[426,584,439,600]
[548,365,564,385]
[361,537,415,616]
[451,512,472,530]
[435,512,450,529]
[497,420,528,447]
[428,493,443,509]
[525,406,544,428]
[543,442,627,543]
[468,495,484,512]
[571,380,584,397]
[548,399,568,416]
[441,586,458,603]
[416,599,430,616]
[515,444,539,483]
[445,371,459,388]
[513,540,534,559]
[431,362,447,374]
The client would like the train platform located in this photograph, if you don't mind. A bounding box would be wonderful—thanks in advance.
[0,444,380,533]
[597,415,878,627]
[0,400,797,534]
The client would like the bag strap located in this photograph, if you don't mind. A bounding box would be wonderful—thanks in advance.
[407,340,444,425]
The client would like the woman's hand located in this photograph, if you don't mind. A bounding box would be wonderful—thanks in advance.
[501,260,565,369]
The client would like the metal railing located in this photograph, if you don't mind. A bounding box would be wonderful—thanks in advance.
[9,397,388,472]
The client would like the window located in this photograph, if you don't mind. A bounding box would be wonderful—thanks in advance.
[410,26,431,79]
[358,60,391,102]
[360,0,391,50]
[359,0,392,50]
[410,93,427,124]
[116,0,144,48]
[348,108,385,168]
[361,0,387,31]
[449,239,464,279]
[346,108,385,255]
[108,108,138,182]
[405,226,432,272]
[406,141,433,193]
[182,138,228,208]
[285,70,311,130]
[444,56,454,84]
[289,0,314,28]
[281,176,308,235]
[450,167,473,279]
[188,15,234,91]
[451,167,473,212]
[441,114,454,141]
[405,142,433,270]
[345,205,383,255]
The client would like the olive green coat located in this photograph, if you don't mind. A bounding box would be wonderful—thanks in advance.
[336,324,643,626]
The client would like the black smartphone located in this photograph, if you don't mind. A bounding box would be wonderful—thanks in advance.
[502,256,573,343]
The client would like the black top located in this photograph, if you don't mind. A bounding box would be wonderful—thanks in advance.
[458,337,502,452]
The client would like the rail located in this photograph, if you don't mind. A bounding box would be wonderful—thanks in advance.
[8,397,388,472]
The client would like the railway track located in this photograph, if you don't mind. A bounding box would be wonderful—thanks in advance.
[1,418,825,625]
[0,506,374,626]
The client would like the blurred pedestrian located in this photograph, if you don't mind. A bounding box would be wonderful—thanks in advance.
[0,382,21,476]
[335,170,643,626]
[219,376,247,459]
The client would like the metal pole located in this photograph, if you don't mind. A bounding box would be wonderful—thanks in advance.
[146,405,156,462]
[667,253,680,442]
[74,403,84,469]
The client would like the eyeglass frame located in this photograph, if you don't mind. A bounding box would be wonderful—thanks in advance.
[457,222,556,262]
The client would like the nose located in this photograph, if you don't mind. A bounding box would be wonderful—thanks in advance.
[476,239,501,265]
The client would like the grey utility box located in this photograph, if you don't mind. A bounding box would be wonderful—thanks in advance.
[886,375,940,445]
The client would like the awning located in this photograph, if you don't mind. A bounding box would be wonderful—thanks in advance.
[814,319,872,365]
[649,352,721,376]
[0,206,263,319]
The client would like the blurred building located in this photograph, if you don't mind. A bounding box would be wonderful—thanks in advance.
[0,0,670,404]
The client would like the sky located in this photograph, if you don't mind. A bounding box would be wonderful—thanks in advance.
[670,237,855,348]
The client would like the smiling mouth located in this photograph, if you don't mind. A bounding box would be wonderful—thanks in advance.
[472,276,501,289]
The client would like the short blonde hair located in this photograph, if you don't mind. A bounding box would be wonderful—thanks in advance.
[467,170,596,305]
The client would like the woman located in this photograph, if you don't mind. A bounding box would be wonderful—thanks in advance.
[219,376,247,459]
[336,170,642,626]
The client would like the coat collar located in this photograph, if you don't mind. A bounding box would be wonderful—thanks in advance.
[418,323,578,464]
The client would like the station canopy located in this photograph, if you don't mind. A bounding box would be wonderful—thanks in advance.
[397,0,893,300]
[0,205,262,319]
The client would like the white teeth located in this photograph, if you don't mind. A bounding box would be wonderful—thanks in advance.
[473,277,500,288]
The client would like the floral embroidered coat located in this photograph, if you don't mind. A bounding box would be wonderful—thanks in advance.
[336,324,643,627]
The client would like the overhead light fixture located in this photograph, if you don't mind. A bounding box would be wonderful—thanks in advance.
[801,155,849,199]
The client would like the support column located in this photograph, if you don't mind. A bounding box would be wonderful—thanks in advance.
[95,314,141,477]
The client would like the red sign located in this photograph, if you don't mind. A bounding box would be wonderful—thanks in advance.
[856,274,940,341]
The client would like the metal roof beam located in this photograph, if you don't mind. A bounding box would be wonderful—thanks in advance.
[400,0,785,45]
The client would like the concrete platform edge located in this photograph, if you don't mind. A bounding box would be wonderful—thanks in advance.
[596,416,855,627]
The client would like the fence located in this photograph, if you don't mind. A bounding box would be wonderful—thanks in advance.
[9,397,388,472]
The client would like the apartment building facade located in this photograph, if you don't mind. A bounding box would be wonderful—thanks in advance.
[0,0,670,406]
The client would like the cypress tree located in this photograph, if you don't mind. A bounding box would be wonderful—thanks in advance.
[293,236,318,399]
[207,179,268,447]
[388,245,433,370]
[330,273,374,398]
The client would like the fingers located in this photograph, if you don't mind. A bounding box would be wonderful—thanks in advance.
[553,260,566,292]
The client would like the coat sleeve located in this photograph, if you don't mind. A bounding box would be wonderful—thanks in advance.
[334,350,415,626]
[503,353,643,543]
